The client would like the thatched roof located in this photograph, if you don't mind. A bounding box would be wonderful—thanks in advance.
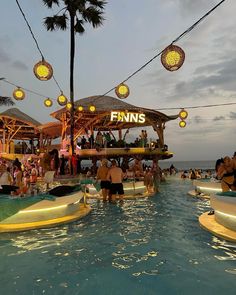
[38,121,62,138]
[0,108,41,127]
[51,95,178,131]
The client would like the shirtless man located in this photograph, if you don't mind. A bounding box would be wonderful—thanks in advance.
[107,160,124,202]
[96,159,110,202]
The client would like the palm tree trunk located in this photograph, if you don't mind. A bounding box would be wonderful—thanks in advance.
[70,14,75,155]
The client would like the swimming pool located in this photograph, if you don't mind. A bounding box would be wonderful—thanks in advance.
[0,178,235,295]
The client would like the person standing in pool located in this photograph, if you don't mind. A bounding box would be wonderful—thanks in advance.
[107,160,124,203]
[96,159,110,202]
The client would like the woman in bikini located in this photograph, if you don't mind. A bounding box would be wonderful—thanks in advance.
[217,156,235,192]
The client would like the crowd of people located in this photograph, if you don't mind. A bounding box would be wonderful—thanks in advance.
[76,129,160,150]
[179,152,236,192]
[0,157,42,195]
[180,169,212,180]
[0,151,164,198]
[96,158,164,202]
[2,151,234,199]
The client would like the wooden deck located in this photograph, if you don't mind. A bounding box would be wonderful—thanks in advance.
[0,147,173,161]
[61,147,173,159]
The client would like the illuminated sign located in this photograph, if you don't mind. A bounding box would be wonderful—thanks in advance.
[110,111,146,123]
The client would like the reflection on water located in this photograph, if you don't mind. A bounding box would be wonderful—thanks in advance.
[8,228,70,253]
[0,179,236,294]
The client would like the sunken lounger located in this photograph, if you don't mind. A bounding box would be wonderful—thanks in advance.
[193,180,222,195]
[86,181,154,199]
[0,191,91,233]
[210,192,236,231]
[199,192,236,242]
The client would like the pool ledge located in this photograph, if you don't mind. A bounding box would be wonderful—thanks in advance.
[0,205,92,233]
[199,211,236,242]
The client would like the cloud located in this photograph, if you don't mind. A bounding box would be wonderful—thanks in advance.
[0,48,10,63]
[12,60,28,71]
[166,0,218,18]
[213,116,225,121]
[229,112,236,119]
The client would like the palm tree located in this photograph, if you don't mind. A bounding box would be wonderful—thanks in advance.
[42,0,106,154]
[0,96,15,107]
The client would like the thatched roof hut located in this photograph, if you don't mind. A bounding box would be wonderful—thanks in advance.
[0,108,41,127]
[51,95,178,126]
[51,95,178,146]
[0,108,41,141]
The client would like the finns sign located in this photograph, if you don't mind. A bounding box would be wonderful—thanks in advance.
[110,111,146,123]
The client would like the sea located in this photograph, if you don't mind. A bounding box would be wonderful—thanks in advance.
[158,160,215,171]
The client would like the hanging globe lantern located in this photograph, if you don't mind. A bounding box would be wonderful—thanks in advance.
[44,98,53,107]
[179,120,186,128]
[77,105,84,112]
[57,93,67,106]
[66,102,72,110]
[13,87,25,100]
[89,105,96,112]
[115,83,130,99]
[33,59,53,81]
[179,109,188,120]
[161,45,185,71]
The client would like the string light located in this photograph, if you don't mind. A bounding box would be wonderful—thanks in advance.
[3,0,228,115]
[15,0,63,92]
[44,98,53,107]
[33,59,53,81]
[179,109,188,120]
[161,45,185,71]
[77,106,84,112]
[179,120,186,128]
[57,93,68,106]
[13,87,25,100]
[66,102,72,110]
[115,83,130,99]
[1,77,235,113]
[90,0,226,104]
[89,105,96,112]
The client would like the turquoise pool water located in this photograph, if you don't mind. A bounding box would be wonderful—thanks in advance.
[0,178,236,295]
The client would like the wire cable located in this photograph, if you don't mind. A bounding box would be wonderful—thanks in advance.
[96,0,227,101]
[2,79,56,101]
[156,102,236,111]
[15,0,64,94]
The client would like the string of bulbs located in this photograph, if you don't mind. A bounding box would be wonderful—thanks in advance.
[4,0,229,118]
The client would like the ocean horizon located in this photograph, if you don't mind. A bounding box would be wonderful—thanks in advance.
[158,160,216,171]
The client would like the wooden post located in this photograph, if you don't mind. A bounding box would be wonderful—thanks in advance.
[118,129,122,141]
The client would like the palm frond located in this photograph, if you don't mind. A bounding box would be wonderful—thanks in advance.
[44,14,68,31]
[74,18,85,34]
[0,96,15,106]
[82,7,105,27]
[42,0,59,9]
[88,0,107,10]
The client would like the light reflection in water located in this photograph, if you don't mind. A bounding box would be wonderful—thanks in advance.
[0,179,236,293]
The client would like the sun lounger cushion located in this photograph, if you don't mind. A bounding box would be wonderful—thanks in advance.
[48,185,76,197]
[0,185,19,194]
[217,191,236,197]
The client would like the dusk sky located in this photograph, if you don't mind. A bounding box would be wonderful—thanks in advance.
[0,0,235,161]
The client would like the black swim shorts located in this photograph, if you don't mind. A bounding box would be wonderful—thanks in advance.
[110,183,124,195]
[100,180,110,189]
